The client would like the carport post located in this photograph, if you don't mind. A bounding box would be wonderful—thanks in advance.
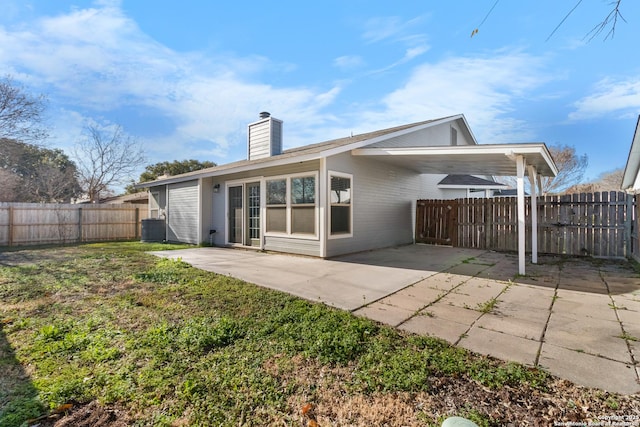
[516,155,526,275]
[528,165,538,264]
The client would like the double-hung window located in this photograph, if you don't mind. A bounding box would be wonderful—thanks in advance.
[266,179,287,233]
[265,173,317,236]
[329,172,352,237]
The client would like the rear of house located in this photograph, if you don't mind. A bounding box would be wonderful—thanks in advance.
[140,113,478,257]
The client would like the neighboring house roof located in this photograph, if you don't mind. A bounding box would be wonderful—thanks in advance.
[496,189,529,196]
[437,174,506,189]
[622,115,640,192]
[101,192,149,204]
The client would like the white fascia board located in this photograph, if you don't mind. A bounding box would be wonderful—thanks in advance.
[622,116,640,190]
[135,152,324,188]
[318,115,466,158]
[437,184,506,189]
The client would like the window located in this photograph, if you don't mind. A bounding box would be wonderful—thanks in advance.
[265,174,317,236]
[291,176,316,234]
[450,126,458,146]
[330,173,352,236]
[266,179,286,233]
[150,191,160,218]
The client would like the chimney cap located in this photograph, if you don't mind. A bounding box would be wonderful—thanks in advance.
[259,111,271,119]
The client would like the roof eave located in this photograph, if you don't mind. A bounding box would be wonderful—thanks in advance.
[622,115,640,191]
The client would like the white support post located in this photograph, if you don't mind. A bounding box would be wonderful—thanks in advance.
[528,165,538,264]
[516,155,526,276]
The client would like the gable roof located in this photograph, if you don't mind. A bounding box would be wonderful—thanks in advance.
[437,174,506,188]
[136,115,462,188]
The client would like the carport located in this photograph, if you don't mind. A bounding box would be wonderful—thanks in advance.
[352,143,558,275]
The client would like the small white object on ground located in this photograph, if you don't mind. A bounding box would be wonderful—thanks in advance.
[441,416,479,427]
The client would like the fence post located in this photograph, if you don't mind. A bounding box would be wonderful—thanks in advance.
[135,207,140,240]
[625,193,633,258]
[77,207,83,243]
[8,206,14,247]
[484,198,491,249]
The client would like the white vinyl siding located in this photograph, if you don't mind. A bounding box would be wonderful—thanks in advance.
[264,236,320,257]
[167,180,199,244]
[326,153,420,257]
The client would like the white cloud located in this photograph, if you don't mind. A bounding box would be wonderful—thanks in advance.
[569,77,640,120]
[333,55,365,70]
[353,52,551,144]
[362,15,425,44]
[0,2,339,159]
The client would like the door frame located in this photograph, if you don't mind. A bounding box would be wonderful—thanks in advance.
[225,178,264,249]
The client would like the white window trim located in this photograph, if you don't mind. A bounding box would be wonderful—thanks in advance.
[149,191,160,218]
[264,171,319,240]
[328,171,353,239]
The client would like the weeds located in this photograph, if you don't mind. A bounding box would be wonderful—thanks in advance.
[0,242,555,426]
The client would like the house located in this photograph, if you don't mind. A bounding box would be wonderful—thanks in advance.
[428,174,507,199]
[137,113,557,272]
[621,115,640,262]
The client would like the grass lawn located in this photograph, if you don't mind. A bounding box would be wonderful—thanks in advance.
[0,242,637,426]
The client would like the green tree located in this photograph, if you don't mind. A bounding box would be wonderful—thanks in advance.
[0,138,82,202]
[125,159,216,193]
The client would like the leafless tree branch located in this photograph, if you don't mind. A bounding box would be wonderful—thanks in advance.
[0,75,48,142]
[74,124,145,202]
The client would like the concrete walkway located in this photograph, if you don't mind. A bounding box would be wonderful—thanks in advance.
[151,245,640,395]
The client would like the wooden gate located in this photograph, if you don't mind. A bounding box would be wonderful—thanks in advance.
[416,199,458,245]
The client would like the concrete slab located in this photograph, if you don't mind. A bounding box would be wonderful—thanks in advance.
[474,312,546,341]
[399,314,470,344]
[553,290,619,322]
[395,281,445,305]
[497,284,556,313]
[544,312,631,363]
[539,343,640,395]
[459,326,540,366]
[424,272,468,291]
[374,291,430,313]
[418,302,482,325]
[151,247,439,310]
[353,302,414,327]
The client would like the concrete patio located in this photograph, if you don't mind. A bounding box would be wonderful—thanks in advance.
[151,244,640,395]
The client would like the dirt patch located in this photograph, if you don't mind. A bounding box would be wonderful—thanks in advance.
[29,401,131,427]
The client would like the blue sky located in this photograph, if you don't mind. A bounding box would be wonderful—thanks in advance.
[1,0,639,189]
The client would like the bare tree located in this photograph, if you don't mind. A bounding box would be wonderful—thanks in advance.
[74,124,145,202]
[538,144,588,195]
[565,167,624,193]
[498,144,588,195]
[0,169,20,201]
[0,75,48,142]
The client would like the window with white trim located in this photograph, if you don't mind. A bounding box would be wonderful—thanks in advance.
[150,191,160,218]
[266,179,286,233]
[329,173,352,236]
[265,173,317,236]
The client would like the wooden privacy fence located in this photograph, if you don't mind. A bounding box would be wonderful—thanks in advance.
[417,192,636,258]
[0,203,149,247]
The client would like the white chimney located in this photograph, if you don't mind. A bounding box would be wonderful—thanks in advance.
[247,112,282,160]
